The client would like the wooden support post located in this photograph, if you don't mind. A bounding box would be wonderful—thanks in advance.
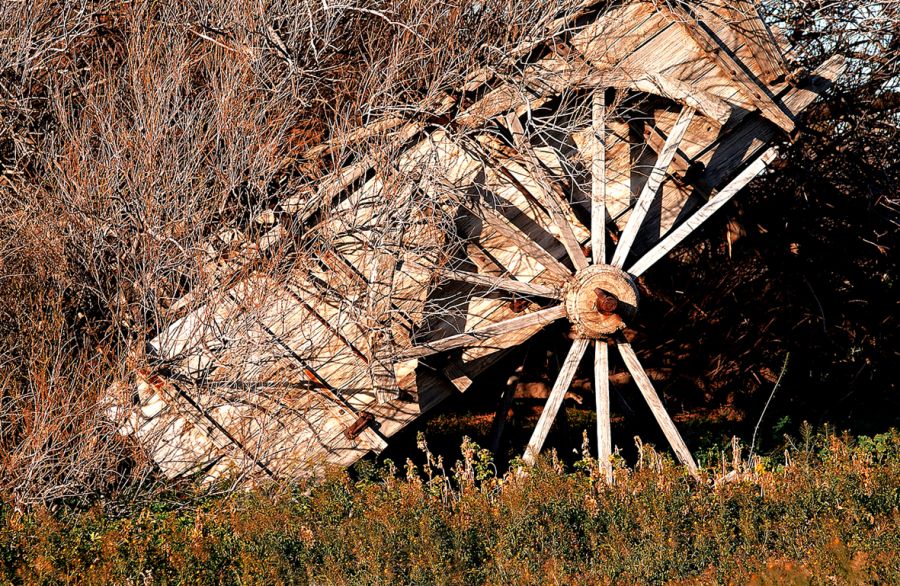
[594,340,613,483]
[523,339,590,465]
[591,90,607,266]
[611,106,696,268]
[617,342,699,477]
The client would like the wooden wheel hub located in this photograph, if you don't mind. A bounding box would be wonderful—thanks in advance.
[565,265,639,338]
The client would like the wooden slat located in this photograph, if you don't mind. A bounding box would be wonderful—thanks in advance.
[523,338,590,464]
[595,340,613,483]
[617,342,698,477]
[611,106,696,267]
[628,147,777,277]
[505,113,590,270]
[591,90,607,265]
[400,305,566,359]
[441,269,561,299]
[719,0,789,84]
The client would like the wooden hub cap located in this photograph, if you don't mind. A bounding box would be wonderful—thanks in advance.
[564,265,639,338]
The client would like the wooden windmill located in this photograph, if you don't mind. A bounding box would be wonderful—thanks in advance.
[106,0,844,483]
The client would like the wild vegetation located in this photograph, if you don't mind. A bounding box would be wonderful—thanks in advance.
[1,429,898,584]
[0,0,898,508]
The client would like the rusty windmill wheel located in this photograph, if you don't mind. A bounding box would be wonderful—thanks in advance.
[110,1,844,484]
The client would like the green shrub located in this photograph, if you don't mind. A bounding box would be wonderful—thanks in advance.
[1,429,898,584]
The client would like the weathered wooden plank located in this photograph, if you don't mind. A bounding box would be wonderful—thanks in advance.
[611,106,695,267]
[627,55,844,257]
[628,147,778,277]
[595,340,612,483]
[662,1,795,131]
[591,90,607,265]
[570,3,667,70]
[524,54,732,126]
[523,338,590,464]
[617,342,698,477]
[717,0,789,84]
[401,305,566,359]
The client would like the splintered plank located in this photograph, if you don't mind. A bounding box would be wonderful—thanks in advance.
[455,85,547,128]
[660,1,794,131]
[716,0,789,83]
[688,55,846,189]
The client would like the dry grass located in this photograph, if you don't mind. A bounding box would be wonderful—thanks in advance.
[1,429,898,584]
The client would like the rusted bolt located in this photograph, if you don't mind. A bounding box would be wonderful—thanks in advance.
[344,411,375,440]
[594,288,619,315]
[509,297,529,313]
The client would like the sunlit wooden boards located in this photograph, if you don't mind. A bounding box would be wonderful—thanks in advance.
[106,0,842,482]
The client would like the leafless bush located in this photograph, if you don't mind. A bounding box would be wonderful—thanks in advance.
[1,0,896,504]
[0,0,576,504]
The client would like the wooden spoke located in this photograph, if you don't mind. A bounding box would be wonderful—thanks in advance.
[472,202,574,281]
[594,340,613,483]
[523,338,590,464]
[628,147,778,277]
[401,305,567,360]
[441,269,561,299]
[611,106,696,268]
[505,113,591,271]
[617,342,699,477]
[591,90,608,266]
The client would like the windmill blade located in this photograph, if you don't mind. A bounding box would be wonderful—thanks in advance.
[506,113,590,271]
[523,338,590,464]
[628,147,778,277]
[440,269,561,299]
[611,106,696,268]
[595,340,613,483]
[401,305,567,360]
[591,90,608,266]
[617,341,699,477]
